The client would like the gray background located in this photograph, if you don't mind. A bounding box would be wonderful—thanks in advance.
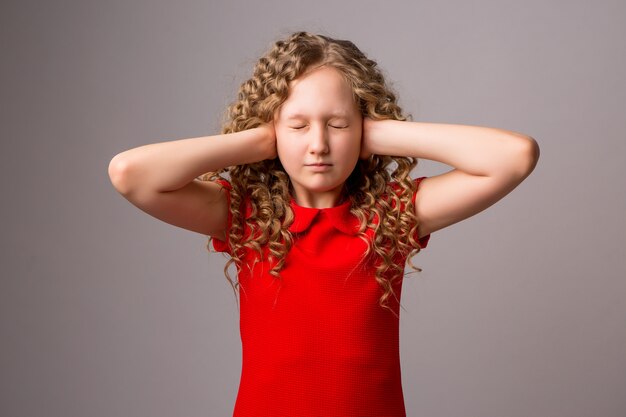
[2,0,625,416]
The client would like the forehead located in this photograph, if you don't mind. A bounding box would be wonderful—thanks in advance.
[276,66,358,119]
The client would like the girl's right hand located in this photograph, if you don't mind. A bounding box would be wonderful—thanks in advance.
[257,121,278,160]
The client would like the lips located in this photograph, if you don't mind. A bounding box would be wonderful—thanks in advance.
[305,163,332,172]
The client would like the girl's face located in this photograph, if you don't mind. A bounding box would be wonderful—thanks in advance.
[273,65,363,208]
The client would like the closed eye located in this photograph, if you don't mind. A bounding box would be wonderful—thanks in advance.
[289,125,348,130]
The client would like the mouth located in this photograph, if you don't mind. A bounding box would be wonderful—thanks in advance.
[305,163,333,171]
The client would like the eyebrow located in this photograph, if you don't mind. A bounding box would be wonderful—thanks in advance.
[285,112,350,120]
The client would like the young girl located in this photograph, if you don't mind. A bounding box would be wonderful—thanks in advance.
[109,31,539,417]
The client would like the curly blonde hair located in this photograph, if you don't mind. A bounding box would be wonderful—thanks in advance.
[201,31,426,316]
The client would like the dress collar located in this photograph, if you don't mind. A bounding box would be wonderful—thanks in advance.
[288,198,361,235]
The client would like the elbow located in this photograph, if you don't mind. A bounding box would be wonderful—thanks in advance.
[512,136,540,178]
[523,136,540,173]
[108,154,134,195]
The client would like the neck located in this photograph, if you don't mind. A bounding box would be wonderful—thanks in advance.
[290,185,349,208]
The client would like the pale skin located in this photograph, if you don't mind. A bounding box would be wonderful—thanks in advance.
[108,65,540,243]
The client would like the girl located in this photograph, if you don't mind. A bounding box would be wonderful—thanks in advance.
[109,31,539,417]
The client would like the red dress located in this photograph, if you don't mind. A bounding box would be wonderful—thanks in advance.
[212,177,431,417]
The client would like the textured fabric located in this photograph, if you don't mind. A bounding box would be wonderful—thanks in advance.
[212,177,430,417]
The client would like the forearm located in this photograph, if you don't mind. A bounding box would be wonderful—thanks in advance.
[109,127,274,193]
[365,119,537,177]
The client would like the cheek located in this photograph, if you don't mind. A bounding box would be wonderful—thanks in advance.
[275,135,302,166]
[342,134,363,156]
[275,135,290,157]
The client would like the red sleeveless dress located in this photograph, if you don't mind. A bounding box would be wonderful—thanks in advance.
[211,177,430,417]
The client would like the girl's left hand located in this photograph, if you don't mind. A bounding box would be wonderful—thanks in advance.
[360,117,376,160]
[361,116,392,159]
[361,117,404,159]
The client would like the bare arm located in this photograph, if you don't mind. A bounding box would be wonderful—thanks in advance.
[362,118,540,238]
[108,124,276,238]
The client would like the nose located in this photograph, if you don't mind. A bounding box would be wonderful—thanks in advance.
[308,124,330,155]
